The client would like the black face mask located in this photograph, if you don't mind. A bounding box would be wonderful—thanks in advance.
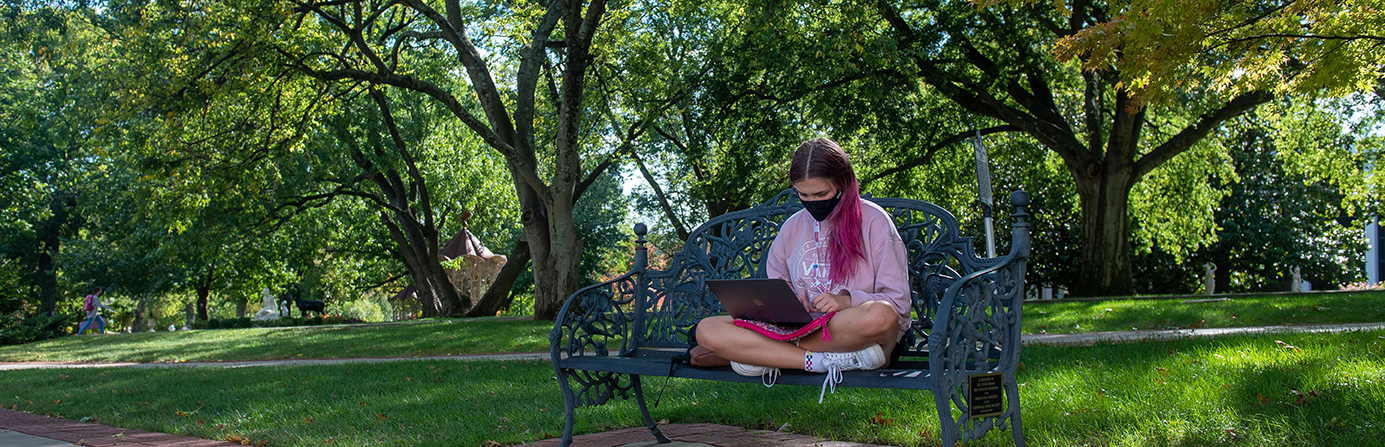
[801,192,842,222]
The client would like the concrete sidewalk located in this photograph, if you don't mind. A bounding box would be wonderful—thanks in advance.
[1021,322,1385,346]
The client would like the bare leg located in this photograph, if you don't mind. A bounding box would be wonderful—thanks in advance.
[697,301,901,369]
[799,301,900,356]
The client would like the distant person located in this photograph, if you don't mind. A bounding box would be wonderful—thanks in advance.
[76,287,114,335]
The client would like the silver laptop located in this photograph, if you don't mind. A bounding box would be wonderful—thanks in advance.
[706,278,814,325]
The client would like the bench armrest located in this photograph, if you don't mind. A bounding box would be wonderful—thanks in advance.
[551,224,654,364]
[549,269,644,363]
[927,191,1030,442]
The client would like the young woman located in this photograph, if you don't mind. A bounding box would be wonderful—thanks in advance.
[77,287,114,335]
[696,137,911,396]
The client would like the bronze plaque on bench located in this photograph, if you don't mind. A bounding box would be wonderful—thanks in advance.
[968,372,1004,418]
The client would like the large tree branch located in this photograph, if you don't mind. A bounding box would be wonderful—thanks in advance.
[551,0,608,208]
[397,0,518,146]
[1082,71,1104,155]
[1213,33,1385,48]
[654,124,707,183]
[880,4,1090,169]
[630,148,690,240]
[863,125,1019,185]
[302,67,553,200]
[1134,90,1274,178]
[514,0,566,152]
[370,87,436,231]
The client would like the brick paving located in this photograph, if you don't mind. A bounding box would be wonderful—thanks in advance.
[0,411,888,447]
[514,423,892,447]
[0,409,240,446]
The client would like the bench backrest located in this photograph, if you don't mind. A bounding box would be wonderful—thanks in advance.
[637,189,1009,358]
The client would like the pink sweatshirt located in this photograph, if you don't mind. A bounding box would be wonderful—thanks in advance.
[767,199,913,331]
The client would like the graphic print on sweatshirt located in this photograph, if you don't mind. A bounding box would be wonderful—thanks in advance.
[794,238,833,297]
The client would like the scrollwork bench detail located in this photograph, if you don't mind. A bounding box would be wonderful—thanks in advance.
[550,189,1032,446]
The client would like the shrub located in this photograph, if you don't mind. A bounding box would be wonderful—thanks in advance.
[1340,281,1384,291]
[0,313,74,346]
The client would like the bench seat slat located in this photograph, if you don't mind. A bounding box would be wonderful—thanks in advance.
[558,356,939,390]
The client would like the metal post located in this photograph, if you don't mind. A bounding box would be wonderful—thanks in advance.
[972,131,997,257]
[1369,216,1380,285]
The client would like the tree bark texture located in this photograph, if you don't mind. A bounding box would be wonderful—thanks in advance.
[195,281,210,321]
[36,193,74,316]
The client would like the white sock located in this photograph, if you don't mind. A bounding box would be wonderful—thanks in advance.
[805,350,828,373]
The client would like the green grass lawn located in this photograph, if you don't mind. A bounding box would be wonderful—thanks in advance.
[0,318,554,363]
[3,329,1381,446]
[1023,290,1385,334]
[2,291,1380,364]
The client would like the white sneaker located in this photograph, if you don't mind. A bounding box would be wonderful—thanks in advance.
[820,344,887,371]
[731,361,780,387]
[818,344,887,403]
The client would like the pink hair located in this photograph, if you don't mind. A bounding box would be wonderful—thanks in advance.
[789,138,865,283]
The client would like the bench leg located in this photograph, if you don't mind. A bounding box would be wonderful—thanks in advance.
[556,368,578,447]
[934,389,959,447]
[631,375,671,443]
[1007,379,1026,447]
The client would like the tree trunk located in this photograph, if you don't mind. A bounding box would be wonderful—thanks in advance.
[466,239,531,318]
[36,244,58,316]
[383,210,465,318]
[534,196,583,320]
[1214,264,1231,295]
[1071,173,1137,297]
[133,295,149,333]
[35,197,68,316]
[196,282,211,321]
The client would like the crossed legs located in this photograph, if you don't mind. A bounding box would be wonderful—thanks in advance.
[696,300,901,370]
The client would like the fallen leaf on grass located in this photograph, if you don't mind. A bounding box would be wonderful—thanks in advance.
[1289,388,1322,404]
[376,413,389,420]
[1275,340,1301,352]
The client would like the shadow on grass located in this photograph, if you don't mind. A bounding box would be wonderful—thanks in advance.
[0,318,555,363]
[1,329,1381,447]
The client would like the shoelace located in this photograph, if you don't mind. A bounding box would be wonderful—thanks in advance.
[761,368,780,387]
[819,361,843,403]
[817,352,867,403]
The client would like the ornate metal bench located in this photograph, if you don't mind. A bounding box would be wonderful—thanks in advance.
[550,189,1032,446]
